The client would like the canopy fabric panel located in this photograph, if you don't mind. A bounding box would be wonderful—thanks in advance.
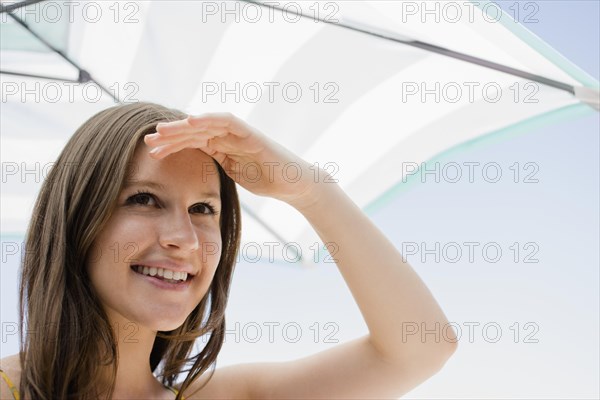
[1,0,597,264]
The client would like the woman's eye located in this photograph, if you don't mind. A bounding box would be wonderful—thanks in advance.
[191,203,217,215]
[127,192,157,207]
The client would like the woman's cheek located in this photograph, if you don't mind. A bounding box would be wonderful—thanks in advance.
[110,225,150,265]
[200,225,223,263]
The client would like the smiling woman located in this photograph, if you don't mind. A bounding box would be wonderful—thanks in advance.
[0,103,241,399]
[0,102,457,400]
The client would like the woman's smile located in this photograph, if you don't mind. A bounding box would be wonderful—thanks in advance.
[130,264,194,291]
[131,264,191,283]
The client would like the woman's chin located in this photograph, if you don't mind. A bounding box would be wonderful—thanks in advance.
[151,318,189,332]
[131,304,197,332]
[125,312,189,333]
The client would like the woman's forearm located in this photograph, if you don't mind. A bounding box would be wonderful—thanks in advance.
[294,177,458,367]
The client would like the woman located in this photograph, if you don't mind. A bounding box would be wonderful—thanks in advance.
[0,102,457,399]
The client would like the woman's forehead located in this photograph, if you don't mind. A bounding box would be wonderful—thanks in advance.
[126,146,221,192]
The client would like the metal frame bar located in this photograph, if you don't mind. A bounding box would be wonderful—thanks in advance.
[1,1,120,102]
[0,0,45,14]
[242,0,576,95]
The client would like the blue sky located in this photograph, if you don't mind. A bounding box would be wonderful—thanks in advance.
[510,0,598,78]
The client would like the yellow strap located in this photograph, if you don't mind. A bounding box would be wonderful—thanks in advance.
[0,368,178,400]
[166,385,185,399]
[0,369,20,400]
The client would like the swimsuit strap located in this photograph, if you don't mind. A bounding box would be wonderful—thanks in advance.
[0,369,20,400]
[166,384,185,399]
[0,369,181,400]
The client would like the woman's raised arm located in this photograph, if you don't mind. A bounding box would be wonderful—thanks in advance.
[144,113,457,399]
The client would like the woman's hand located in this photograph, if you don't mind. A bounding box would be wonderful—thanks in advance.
[144,113,326,211]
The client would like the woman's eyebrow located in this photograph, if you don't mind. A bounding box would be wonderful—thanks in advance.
[124,179,220,200]
[125,179,165,191]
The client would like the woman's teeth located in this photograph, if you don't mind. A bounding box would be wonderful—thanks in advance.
[133,265,188,282]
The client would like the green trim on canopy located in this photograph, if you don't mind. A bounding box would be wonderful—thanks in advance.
[364,102,596,215]
[0,6,70,52]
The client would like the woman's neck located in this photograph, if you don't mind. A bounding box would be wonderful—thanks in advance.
[99,313,172,399]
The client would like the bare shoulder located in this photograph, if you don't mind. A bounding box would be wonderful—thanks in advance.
[0,354,21,400]
[178,362,259,400]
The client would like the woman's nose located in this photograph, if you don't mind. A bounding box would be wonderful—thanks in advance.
[157,209,200,252]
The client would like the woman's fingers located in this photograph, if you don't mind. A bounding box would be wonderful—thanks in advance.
[207,149,228,166]
[151,113,264,154]
[148,135,210,159]
[145,129,225,146]
[187,113,253,139]
[145,132,211,146]
[154,118,195,136]
[147,114,246,152]
[156,113,241,136]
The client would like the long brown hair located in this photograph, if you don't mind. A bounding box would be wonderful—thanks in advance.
[18,102,241,399]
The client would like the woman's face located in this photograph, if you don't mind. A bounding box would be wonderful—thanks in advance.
[87,141,223,332]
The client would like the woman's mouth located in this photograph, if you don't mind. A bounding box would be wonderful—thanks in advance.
[130,264,193,285]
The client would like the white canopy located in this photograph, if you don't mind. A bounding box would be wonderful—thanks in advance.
[1,0,598,264]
